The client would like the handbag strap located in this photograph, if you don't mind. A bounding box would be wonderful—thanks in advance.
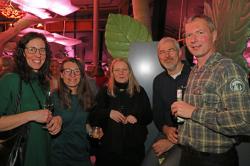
[28,81,43,109]
[15,77,22,113]
[16,77,30,136]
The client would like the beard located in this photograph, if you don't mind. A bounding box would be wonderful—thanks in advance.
[161,61,178,72]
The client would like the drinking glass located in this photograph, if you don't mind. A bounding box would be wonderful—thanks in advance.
[91,127,102,139]
[42,91,54,128]
[43,91,54,112]
[176,87,185,123]
[86,124,102,148]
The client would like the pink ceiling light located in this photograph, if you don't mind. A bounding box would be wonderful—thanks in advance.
[49,0,79,16]
[20,28,55,42]
[11,0,79,18]
[52,33,82,46]
[19,28,82,46]
[19,6,51,19]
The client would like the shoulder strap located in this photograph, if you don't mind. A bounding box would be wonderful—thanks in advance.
[28,81,43,109]
[15,77,22,113]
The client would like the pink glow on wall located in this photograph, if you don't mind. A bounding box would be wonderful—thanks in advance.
[11,0,79,18]
[243,49,250,68]
[244,40,250,67]
[65,46,74,57]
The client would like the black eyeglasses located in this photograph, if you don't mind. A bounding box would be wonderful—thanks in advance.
[62,68,81,76]
[159,48,177,57]
[25,47,46,55]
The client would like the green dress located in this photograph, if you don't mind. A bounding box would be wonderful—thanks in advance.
[51,93,91,166]
[0,73,50,166]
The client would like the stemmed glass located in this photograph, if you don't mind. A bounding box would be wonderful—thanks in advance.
[43,91,54,112]
[86,124,102,139]
[42,91,54,128]
[91,127,102,139]
[86,124,103,148]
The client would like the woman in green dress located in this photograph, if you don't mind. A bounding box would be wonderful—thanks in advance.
[0,32,62,166]
[51,58,95,166]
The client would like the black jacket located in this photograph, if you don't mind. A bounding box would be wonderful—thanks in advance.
[90,85,152,154]
[153,62,191,131]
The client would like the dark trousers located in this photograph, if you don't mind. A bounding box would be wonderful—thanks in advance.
[141,144,181,166]
[96,147,145,166]
[179,146,239,166]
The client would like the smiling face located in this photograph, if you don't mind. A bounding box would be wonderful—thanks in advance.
[61,61,81,93]
[24,38,46,72]
[185,18,217,60]
[112,61,129,83]
[158,41,181,73]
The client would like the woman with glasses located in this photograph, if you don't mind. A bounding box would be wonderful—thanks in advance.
[50,58,95,166]
[0,32,62,166]
[89,58,152,166]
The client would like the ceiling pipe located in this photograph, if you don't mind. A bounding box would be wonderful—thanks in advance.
[93,0,99,74]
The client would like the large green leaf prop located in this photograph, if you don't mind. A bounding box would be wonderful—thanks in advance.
[204,0,250,72]
[105,14,152,58]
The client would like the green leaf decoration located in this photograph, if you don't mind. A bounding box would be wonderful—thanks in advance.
[105,14,152,58]
[204,0,250,72]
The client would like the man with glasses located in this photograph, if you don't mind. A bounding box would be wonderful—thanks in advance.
[171,15,250,166]
[142,37,191,166]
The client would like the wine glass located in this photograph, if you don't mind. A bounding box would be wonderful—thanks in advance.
[42,91,54,128]
[86,125,102,139]
[43,91,54,113]
[86,124,102,149]
[91,127,102,139]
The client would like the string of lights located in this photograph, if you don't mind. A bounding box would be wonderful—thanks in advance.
[0,0,25,19]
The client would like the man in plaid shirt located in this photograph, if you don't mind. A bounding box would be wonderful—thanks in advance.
[171,15,250,166]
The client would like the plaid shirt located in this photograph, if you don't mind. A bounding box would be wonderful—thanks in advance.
[178,53,250,153]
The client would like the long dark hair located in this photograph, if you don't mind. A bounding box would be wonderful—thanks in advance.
[14,32,51,86]
[59,58,95,111]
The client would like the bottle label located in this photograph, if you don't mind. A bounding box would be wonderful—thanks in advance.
[176,88,185,123]
[177,89,182,101]
[177,117,185,123]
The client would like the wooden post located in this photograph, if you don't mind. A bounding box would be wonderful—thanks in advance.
[93,0,99,75]
[132,0,152,34]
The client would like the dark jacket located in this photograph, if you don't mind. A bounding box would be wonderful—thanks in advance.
[153,62,191,131]
[90,84,152,155]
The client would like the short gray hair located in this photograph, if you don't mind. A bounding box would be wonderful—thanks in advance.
[158,37,180,51]
[185,15,216,32]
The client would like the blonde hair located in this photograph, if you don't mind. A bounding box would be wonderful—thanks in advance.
[107,58,140,97]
